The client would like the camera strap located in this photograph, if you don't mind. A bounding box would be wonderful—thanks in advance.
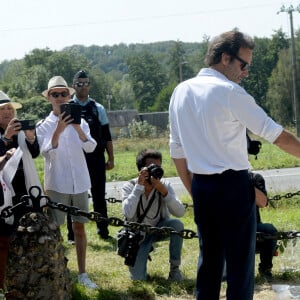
[136,190,160,223]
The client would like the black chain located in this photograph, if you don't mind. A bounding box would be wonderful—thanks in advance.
[106,197,194,208]
[1,186,299,241]
[256,231,300,241]
[107,188,300,207]
[268,190,300,201]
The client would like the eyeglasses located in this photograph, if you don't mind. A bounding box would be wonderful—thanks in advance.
[232,54,249,71]
[75,82,90,88]
[49,91,70,98]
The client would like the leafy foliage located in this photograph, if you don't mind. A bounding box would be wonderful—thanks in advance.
[0,33,297,120]
[126,119,157,139]
[265,49,295,125]
[127,51,166,112]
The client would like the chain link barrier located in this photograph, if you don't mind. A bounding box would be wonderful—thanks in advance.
[0,186,299,242]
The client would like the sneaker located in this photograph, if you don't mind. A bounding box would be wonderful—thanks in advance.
[78,273,98,289]
[68,240,75,245]
[168,268,184,282]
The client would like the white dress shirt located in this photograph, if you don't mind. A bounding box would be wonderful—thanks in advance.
[169,68,283,174]
[36,112,97,194]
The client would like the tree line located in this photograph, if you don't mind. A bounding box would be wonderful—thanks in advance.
[0,28,298,127]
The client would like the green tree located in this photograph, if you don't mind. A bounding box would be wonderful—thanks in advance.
[127,51,166,112]
[111,75,135,110]
[168,41,195,83]
[242,30,289,109]
[265,49,294,125]
[151,83,177,112]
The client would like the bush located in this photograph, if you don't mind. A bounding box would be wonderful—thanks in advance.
[120,120,157,139]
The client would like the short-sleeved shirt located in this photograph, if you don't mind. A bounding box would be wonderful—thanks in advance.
[72,95,109,125]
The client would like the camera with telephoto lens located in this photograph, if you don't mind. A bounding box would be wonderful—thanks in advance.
[117,229,142,267]
[147,163,164,180]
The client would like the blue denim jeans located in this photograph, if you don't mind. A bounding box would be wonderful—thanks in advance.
[257,222,278,270]
[129,218,184,280]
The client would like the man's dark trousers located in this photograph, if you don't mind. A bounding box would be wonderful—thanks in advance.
[192,169,256,300]
[85,151,109,238]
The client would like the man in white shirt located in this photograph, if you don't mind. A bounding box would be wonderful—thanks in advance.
[169,30,300,300]
[36,76,98,289]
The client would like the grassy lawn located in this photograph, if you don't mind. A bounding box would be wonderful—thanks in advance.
[61,195,300,300]
[34,137,300,299]
[34,136,300,184]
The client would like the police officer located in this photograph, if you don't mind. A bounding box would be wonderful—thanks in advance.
[67,70,114,240]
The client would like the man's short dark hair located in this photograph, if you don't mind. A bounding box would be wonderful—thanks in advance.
[205,30,255,66]
[136,149,162,171]
[73,70,89,83]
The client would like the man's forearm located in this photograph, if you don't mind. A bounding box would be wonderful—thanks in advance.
[274,129,300,158]
[172,157,192,196]
[106,141,114,160]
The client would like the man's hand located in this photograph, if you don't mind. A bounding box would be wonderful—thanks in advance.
[106,160,114,170]
[151,177,168,197]
[137,167,149,186]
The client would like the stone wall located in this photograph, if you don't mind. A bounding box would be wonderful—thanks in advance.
[107,109,139,138]
[107,110,168,138]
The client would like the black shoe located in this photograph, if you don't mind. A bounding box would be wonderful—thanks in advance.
[259,268,273,282]
[99,234,113,241]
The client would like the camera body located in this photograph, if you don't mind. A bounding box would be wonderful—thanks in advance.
[117,229,142,267]
[60,103,82,124]
[15,119,35,130]
[147,163,164,180]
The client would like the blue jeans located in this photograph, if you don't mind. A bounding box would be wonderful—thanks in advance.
[192,170,256,300]
[129,218,184,280]
[257,222,278,271]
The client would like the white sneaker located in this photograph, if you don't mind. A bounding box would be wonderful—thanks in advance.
[78,273,98,289]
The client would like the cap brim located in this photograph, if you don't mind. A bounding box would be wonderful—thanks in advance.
[13,102,22,109]
[0,102,22,109]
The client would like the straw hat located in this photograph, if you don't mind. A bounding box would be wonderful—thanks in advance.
[42,76,75,97]
[0,90,22,109]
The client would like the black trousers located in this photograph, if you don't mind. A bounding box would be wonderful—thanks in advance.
[192,169,256,300]
[67,150,108,239]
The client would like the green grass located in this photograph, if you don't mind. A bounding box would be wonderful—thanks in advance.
[34,137,300,184]
[61,195,300,300]
[34,137,300,299]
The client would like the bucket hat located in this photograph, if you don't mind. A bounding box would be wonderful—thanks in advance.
[0,90,22,109]
[42,76,75,97]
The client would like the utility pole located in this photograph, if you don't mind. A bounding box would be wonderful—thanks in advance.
[278,5,300,136]
[178,60,187,82]
[106,94,112,111]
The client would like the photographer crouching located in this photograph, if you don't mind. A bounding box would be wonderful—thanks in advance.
[121,149,186,281]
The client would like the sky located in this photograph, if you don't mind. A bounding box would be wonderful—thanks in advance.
[1,0,300,63]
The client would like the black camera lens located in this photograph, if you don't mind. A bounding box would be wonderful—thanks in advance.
[147,164,164,179]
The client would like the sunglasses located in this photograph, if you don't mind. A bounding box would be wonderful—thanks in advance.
[232,54,249,71]
[75,82,90,88]
[50,91,70,98]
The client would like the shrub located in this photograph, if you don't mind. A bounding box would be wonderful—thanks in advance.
[121,120,157,139]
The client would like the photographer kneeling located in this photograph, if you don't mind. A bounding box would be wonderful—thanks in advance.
[121,149,186,281]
